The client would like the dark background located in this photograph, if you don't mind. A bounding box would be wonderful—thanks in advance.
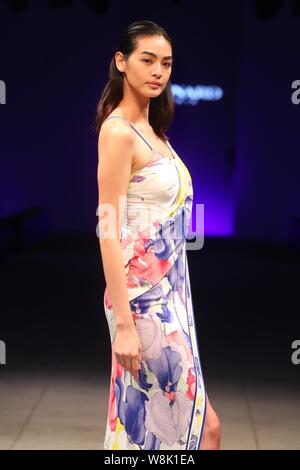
[0,0,299,443]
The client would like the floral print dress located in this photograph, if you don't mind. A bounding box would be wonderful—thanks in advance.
[101,116,207,450]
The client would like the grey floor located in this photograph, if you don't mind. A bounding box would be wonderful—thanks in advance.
[1,363,300,450]
[0,234,299,450]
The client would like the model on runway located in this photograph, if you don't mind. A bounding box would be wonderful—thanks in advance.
[95,20,221,450]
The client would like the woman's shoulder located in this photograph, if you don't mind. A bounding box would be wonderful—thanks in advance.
[99,115,134,145]
[98,116,136,167]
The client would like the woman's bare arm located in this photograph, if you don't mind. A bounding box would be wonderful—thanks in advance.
[97,119,141,381]
[97,119,135,328]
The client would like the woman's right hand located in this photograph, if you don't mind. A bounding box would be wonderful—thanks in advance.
[113,322,142,382]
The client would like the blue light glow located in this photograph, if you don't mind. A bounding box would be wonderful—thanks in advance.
[171,84,223,105]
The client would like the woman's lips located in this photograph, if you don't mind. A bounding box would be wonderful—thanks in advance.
[147,83,160,88]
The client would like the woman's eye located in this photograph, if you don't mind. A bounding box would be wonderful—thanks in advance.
[142,59,172,67]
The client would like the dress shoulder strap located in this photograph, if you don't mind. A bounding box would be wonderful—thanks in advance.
[103,115,153,151]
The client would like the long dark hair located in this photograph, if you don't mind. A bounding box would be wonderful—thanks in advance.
[94,20,175,142]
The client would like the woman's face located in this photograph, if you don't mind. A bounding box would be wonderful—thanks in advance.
[116,35,173,97]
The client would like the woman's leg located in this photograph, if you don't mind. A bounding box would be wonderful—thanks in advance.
[199,392,222,450]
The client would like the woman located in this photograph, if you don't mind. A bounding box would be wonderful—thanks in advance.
[96,20,221,450]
